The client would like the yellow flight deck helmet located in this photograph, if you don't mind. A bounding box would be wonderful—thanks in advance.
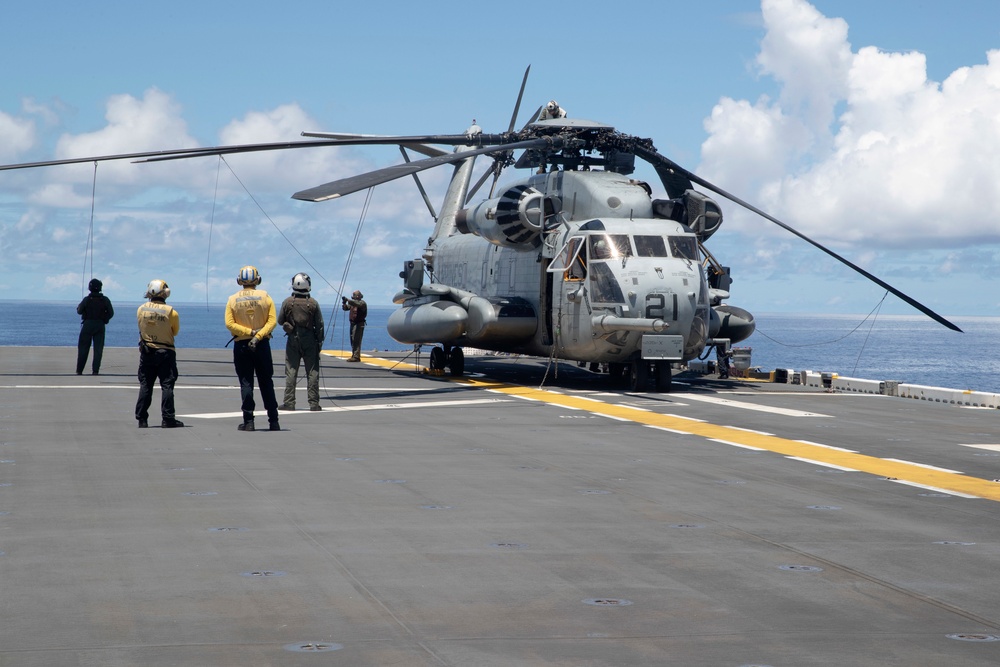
[238,265,261,286]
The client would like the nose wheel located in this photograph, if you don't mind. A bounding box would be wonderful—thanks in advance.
[627,360,672,392]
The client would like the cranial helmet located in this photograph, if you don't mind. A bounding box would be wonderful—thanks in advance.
[88,278,103,292]
[352,290,363,299]
[292,272,311,294]
[238,265,261,286]
[145,279,170,300]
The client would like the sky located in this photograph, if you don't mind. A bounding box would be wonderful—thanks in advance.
[2,0,1000,323]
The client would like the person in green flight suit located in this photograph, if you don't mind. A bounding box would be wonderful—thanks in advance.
[277,272,325,412]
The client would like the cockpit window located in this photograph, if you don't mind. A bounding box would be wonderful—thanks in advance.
[634,235,668,257]
[548,236,586,281]
[667,235,699,260]
[588,234,632,260]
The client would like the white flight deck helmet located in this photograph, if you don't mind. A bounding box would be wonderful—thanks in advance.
[291,272,311,294]
[145,279,170,300]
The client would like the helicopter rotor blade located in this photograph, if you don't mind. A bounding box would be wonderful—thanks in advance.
[293,137,554,202]
[507,65,530,133]
[631,144,693,198]
[633,145,962,333]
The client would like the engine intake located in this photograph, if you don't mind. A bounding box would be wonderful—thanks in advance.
[652,190,723,241]
[455,185,557,249]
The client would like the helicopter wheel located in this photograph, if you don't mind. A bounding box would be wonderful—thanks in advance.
[448,347,465,376]
[429,346,446,371]
[654,361,672,393]
[628,360,649,392]
[607,363,626,384]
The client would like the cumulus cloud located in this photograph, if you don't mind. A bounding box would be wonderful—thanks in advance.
[0,110,35,161]
[700,0,1000,251]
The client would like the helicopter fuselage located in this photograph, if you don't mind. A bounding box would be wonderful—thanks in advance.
[388,170,713,368]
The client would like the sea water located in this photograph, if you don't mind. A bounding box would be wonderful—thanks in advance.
[1,300,997,394]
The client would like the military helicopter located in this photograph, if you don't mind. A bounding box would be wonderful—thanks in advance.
[1,70,960,391]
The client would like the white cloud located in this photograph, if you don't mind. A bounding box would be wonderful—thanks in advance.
[701,0,1000,253]
[0,110,35,161]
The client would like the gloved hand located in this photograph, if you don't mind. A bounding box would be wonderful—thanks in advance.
[282,321,294,334]
[248,336,258,351]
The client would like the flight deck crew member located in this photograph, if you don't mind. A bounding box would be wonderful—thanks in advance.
[277,272,325,412]
[135,279,183,428]
[225,265,280,432]
[342,289,367,362]
[76,278,114,375]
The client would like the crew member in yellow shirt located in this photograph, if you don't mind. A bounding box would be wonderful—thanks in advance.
[225,265,280,432]
[135,279,183,429]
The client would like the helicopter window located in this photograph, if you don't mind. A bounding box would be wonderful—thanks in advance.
[667,235,699,260]
[634,235,668,257]
[549,237,586,281]
[588,262,626,304]
[588,234,632,260]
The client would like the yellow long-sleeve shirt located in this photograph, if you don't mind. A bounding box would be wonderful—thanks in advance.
[137,300,180,349]
[225,288,277,341]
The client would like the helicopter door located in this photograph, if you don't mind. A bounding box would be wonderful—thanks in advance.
[546,236,588,350]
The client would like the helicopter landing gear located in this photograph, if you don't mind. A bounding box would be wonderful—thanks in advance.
[654,361,672,393]
[448,347,464,377]
[626,359,672,392]
[428,345,465,377]
[429,346,446,371]
[607,363,626,382]
[628,359,649,392]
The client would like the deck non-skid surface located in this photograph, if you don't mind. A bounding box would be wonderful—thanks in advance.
[1,347,999,665]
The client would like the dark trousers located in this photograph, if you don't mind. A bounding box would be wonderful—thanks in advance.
[233,338,279,424]
[77,320,106,373]
[135,348,178,421]
[350,322,365,359]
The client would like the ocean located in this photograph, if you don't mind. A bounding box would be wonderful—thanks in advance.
[2,300,997,394]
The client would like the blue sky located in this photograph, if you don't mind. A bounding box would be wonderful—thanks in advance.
[2,0,999,323]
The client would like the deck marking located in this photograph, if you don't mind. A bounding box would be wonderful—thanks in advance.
[709,439,766,451]
[446,375,1000,502]
[887,480,979,499]
[196,353,1000,503]
[646,425,692,435]
[182,398,509,419]
[795,440,858,453]
[785,457,858,472]
[882,458,964,474]
[668,393,831,417]
[961,444,1000,451]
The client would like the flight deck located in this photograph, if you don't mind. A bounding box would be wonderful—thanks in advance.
[1,347,998,666]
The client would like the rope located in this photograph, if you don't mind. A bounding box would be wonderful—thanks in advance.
[752,292,889,349]
[328,187,373,349]
[219,156,335,290]
[852,293,886,375]
[80,161,98,296]
[205,157,222,309]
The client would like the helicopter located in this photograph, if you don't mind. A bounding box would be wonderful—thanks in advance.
[0,70,960,391]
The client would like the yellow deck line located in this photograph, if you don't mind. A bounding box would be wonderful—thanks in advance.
[328,352,1000,502]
